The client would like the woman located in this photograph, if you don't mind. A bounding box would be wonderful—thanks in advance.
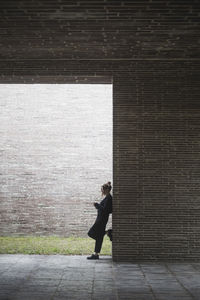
[87,181,112,260]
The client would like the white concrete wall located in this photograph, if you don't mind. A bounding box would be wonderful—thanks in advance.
[0,84,112,236]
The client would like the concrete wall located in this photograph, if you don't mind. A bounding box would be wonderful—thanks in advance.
[0,0,200,261]
[0,84,112,236]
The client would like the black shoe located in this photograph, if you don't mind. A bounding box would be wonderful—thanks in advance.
[106,229,112,241]
[87,254,99,260]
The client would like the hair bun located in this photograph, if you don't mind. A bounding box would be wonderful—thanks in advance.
[107,181,111,185]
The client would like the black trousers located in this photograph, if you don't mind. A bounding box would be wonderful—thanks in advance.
[95,235,104,253]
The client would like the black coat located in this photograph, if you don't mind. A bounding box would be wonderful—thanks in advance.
[88,194,112,240]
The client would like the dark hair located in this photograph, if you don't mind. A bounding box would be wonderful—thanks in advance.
[102,181,112,194]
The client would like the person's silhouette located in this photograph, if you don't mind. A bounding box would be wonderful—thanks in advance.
[87,182,112,259]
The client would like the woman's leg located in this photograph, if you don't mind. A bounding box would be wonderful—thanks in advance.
[94,235,104,254]
[87,233,105,259]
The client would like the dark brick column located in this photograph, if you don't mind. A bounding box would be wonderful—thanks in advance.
[0,0,200,261]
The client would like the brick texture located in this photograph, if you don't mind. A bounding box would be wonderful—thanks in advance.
[0,84,112,237]
[0,0,200,261]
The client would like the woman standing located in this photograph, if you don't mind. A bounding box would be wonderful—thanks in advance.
[87,181,112,260]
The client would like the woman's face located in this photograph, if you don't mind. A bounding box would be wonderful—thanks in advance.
[101,186,108,195]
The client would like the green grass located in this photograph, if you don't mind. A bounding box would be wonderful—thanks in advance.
[0,236,112,255]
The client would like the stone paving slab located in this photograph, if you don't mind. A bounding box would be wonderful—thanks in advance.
[0,255,200,300]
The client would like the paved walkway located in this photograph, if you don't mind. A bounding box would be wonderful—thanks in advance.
[1,255,200,300]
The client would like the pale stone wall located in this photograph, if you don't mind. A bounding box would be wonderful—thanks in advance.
[0,84,112,237]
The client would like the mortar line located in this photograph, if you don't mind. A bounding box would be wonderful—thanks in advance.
[111,260,119,300]
[138,263,158,300]
[50,258,69,300]
[1,58,200,61]
[91,260,96,300]
[165,263,195,300]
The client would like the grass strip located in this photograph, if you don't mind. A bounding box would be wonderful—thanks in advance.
[0,236,112,255]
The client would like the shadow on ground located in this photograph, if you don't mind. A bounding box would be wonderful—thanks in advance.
[0,254,200,300]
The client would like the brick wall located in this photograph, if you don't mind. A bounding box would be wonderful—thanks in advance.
[0,84,112,237]
[0,0,200,261]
